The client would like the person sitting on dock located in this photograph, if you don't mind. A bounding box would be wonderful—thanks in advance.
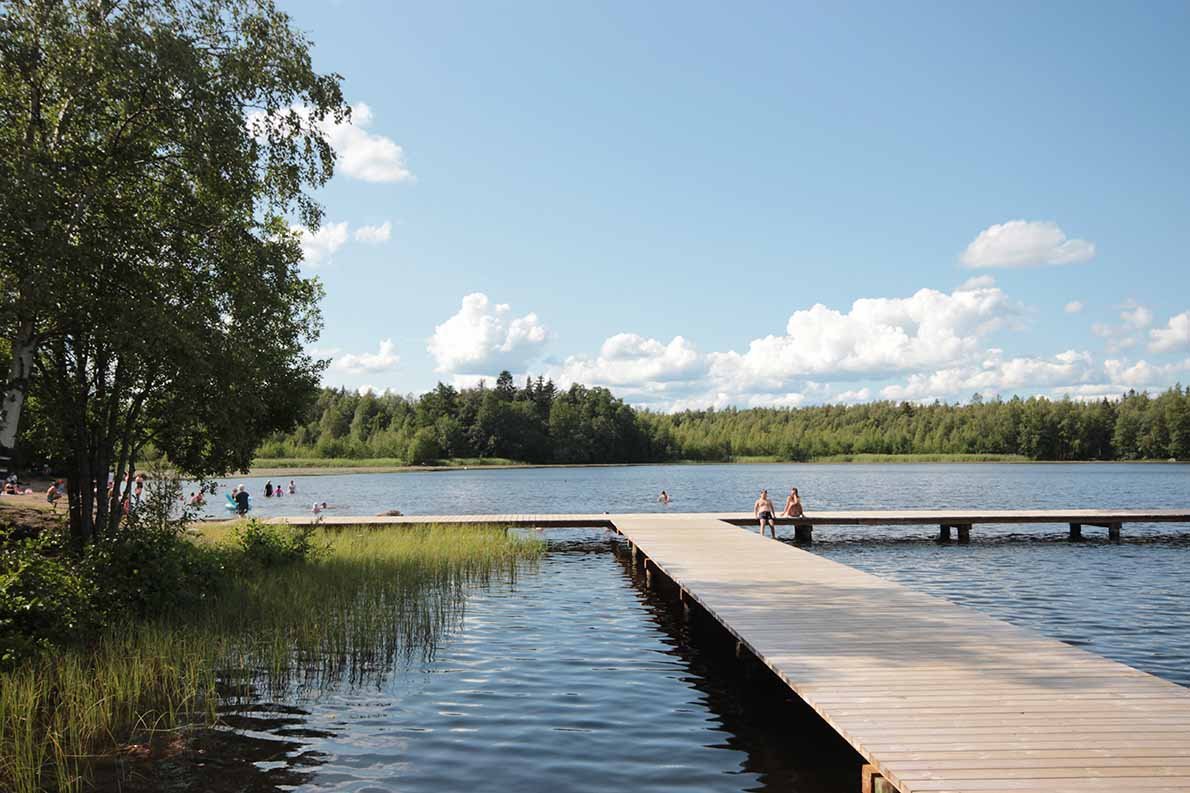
[781,487,804,518]
[754,489,777,538]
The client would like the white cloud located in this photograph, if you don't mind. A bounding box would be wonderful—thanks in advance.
[322,103,413,183]
[1104,357,1190,387]
[332,339,400,375]
[880,350,1096,402]
[1065,300,1084,314]
[1150,311,1190,353]
[250,102,412,184]
[544,284,1022,411]
[708,284,1017,386]
[1051,384,1133,402]
[293,221,348,267]
[1120,300,1153,329]
[354,221,392,243]
[357,384,396,396]
[832,388,872,404]
[428,293,549,374]
[555,334,705,388]
[957,275,996,291]
[960,220,1095,269]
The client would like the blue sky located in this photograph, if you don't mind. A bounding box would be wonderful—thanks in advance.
[280,0,1190,409]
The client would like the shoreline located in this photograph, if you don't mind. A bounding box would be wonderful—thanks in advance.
[245,456,1185,478]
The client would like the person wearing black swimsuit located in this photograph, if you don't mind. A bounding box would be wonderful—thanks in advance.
[754,489,777,538]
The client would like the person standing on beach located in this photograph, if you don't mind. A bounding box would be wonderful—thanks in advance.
[754,489,777,538]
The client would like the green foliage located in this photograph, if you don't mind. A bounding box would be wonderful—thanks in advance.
[260,373,662,464]
[260,380,1190,465]
[0,530,93,668]
[234,519,324,567]
[0,0,348,545]
[0,524,543,793]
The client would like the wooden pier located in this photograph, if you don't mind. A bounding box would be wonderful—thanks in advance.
[266,508,1190,791]
[272,507,1190,543]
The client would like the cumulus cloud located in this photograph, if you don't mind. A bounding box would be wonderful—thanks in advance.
[555,334,705,388]
[293,221,348,266]
[832,388,872,404]
[428,293,548,374]
[321,103,413,183]
[960,220,1095,269]
[707,285,1017,387]
[1150,311,1190,353]
[354,221,392,243]
[1065,300,1084,314]
[250,102,412,184]
[958,275,996,291]
[880,350,1096,402]
[332,339,400,375]
[1104,357,1190,387]
[1120,300,1153,329]
[544,284,1023,411]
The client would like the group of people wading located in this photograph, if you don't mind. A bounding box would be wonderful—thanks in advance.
[657,486,804,539]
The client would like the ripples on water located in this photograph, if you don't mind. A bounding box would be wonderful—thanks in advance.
[142,463,1190,791]
[109,534,860,792]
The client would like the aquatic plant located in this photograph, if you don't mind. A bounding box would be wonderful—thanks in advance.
[0,524,543,792]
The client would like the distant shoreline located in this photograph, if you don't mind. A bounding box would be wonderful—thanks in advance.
[245,455,1185,477]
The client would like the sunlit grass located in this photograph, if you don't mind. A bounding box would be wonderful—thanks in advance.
[0,524,544,792]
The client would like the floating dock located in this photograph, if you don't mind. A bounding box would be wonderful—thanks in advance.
[267,509,1190,792]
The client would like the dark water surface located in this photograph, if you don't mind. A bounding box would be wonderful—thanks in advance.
[146,463,1190,792]
[115,538,859,792]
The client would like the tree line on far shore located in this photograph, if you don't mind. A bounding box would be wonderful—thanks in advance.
[255,374,1190,464]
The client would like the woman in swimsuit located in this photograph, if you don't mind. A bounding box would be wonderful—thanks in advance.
[754,489,777,538]
[782,487,804,518]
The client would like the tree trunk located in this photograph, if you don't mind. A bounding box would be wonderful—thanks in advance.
[0,320,37,474]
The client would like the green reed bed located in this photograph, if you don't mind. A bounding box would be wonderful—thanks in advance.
[0,524,544,793]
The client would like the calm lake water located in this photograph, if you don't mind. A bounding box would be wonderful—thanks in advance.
[140,463,1190,792]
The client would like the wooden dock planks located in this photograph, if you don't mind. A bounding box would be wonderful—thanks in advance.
[611,514,1190,793]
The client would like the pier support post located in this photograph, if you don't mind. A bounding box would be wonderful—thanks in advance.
[1069,523,1083,541]
[956,524,972,544]
[643,559,653,589]
[937,524,952,543]
[1108,522,1122,542]
[862,765,898,793]
[794,524,813,544]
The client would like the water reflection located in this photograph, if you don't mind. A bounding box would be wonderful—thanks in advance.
[98,533,867,792]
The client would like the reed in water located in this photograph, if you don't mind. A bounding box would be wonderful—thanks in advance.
[0,523,544,793]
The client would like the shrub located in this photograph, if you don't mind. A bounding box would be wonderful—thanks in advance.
[82,462,224,619]
[234,519,324,567]
[0,532,94,668]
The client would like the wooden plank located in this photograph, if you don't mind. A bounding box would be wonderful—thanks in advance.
[606,513,1190,793]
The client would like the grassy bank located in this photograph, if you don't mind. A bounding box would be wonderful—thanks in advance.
[0,523,544,793]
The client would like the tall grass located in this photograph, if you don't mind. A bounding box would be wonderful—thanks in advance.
[0,524,543,793]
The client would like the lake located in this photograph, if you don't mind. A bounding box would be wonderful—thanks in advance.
[142,463,1190,792]
[199,461,1189,522]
